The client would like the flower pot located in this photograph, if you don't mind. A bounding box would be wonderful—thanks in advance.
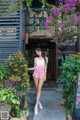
[0,103,11,111]
[0,103,11,119]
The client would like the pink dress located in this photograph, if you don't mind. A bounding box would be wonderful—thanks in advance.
[33,58,45,80]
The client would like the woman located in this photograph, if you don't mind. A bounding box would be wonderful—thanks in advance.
[29,47,48,115]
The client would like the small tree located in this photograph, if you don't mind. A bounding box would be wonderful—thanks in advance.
[45,0,80,44]
[58,53,80,116]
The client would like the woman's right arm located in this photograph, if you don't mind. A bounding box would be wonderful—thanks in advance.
[28,58,36,71]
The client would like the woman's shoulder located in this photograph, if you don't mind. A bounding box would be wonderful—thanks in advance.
[34,57,38,60]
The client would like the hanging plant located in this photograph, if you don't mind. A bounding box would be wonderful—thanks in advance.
[25,0,33,8]
[0,0,21,17]
[0,0,47,17]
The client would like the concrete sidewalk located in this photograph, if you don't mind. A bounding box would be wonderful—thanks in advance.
[27,90,66,120]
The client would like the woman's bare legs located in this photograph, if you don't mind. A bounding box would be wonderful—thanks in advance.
[33,77,38,96]
[33,77,44,115]
[36,80,44,105]
[33,77,39,115]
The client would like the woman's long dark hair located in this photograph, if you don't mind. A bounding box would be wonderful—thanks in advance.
[34,47,46,64]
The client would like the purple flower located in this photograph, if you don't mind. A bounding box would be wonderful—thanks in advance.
[69,7,76,12]
[65,0,77,6]
[57,22,64,28]
[57,7,62,13]
[52,8,61,16]
[47,16,53,21]
[45,21,49,29]
[64,4,71,12]
[75,16,80,25]
[69,15,76,19]
[64,4,76,13]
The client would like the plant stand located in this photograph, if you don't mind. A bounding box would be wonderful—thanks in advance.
[0,103,11,119]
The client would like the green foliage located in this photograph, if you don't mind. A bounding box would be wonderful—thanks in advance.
[5,51,30,92]
[0,88,20,116]
[0,88,20,104]
[58,52,80,115]
[0,63,5,81]
[25,0,46,8]
[25,0,33,8]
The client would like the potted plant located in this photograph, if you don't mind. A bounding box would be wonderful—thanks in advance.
[0,88,20,119]
[4,51,30,118]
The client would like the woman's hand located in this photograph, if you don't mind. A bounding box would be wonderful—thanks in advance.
[28,67,34,71]
[44,75,47,81]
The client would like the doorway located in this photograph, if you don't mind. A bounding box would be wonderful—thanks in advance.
[25,38,57,87]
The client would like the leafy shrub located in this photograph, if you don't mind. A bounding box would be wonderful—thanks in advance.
[5,51,30,92]
[0,88,20,116]
[0,63,6,81]
[58,52,80,115]
[25,50,34,80]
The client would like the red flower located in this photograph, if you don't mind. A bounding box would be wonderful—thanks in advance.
[22,34,25,39]
[22,53,24,57]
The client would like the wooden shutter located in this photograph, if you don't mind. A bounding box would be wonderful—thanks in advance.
[0,1,22,63]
